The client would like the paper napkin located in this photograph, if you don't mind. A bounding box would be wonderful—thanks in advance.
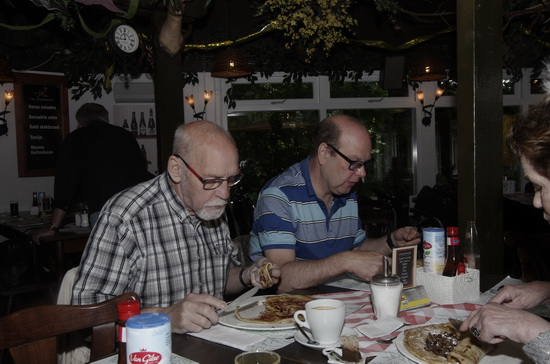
[356,316,406,338]
[188,324,265,350]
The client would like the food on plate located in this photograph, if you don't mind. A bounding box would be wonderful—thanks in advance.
[403,323,492,363]
[259,262,273,287]
[235,294,313,324]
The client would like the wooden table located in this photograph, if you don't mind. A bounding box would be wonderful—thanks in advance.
[171,285,348,364]
[169,275,513,364]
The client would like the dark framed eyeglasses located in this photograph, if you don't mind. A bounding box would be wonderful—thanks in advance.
[173,154,243,190]
[326,143,370,171]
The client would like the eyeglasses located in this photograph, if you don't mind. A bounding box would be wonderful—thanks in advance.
[173,154,243,190]
[326,143,371,171]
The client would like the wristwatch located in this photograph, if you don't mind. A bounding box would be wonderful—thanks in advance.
[49,225,59,233]
[386,232,396,250]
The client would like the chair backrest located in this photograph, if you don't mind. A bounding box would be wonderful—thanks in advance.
[0,292,139,364]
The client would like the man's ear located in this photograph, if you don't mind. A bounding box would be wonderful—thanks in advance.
[167,155,183,183]
[318,142,329,165]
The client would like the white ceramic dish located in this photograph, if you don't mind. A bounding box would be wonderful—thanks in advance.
[295,327,358,350]
[218,295,295,331]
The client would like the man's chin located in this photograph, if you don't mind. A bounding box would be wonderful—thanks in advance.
[197,206,226,221]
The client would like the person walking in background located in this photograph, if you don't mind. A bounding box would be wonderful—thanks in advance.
[32,103,152,243]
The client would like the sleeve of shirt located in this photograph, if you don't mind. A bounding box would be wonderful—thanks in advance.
[71,211,135,305]
[252,186,297,252]
[523,329,550,364]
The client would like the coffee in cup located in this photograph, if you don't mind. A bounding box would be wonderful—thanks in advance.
[293,298,345,345]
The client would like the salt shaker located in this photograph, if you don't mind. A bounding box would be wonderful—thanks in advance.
[127,313,171,364]
[370,256,403,319]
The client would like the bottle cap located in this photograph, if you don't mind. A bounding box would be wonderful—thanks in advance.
[118,299,141,321]
[446,226,458,236]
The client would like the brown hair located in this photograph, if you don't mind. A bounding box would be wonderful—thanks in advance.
[508,95,550,179]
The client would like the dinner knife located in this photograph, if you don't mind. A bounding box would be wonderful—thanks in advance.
[219,286,259,315]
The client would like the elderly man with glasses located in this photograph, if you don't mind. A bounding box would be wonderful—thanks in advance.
[249,114,419,293]
[72,121,280,333]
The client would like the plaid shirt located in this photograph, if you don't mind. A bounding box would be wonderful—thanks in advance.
[72,172,239,307]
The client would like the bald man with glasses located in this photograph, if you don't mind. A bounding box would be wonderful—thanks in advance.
[72,121,279,334]
[249,114,419,293]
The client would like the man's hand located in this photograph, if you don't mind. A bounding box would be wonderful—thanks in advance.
[159,293,227,334]
[246,257,281,288]
[489,281,550,309]
[31,228,56,245]
[346,250,386,281]
[392,226,421,247]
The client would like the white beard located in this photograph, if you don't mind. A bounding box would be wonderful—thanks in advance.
[196,199,227,220]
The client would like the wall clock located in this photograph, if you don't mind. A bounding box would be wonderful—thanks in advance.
[109,23,140,55]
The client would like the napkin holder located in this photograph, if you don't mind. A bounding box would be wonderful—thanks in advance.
[415,268,480,304]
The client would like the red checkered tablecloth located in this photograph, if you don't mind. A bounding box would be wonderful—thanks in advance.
[316,290,480,354]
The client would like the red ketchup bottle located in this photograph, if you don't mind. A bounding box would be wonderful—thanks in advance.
[117,299,141,364]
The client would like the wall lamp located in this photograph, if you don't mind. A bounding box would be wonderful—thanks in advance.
[416,87,444,127]
[0,90,14,136]
[185,90,213,120]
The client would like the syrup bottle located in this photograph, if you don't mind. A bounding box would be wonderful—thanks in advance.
[443,226,464,277]
[117,300,141,364]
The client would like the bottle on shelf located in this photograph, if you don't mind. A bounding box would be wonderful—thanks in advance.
[148,108,156,136]
[117,299,141,364]
[30,192,39,216]
[443,226,465,277]
[463,220,480,270]
[139,111,146,136]
[130,112,138,137]
[122,119,129,132]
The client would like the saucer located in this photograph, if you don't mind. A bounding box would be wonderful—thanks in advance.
[294,327,358,349]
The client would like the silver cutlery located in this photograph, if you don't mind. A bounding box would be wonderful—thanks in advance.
[295,323,319,345]
[376,335,399,344]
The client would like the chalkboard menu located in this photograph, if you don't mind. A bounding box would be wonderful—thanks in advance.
[14,73,69,177]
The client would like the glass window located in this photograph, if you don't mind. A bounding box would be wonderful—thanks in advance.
[531,78,545,94]
[228,110,319,202]
[330,81,408,98]
[326,108,414,199]
[231,82,314,100]
[435,105,523,192]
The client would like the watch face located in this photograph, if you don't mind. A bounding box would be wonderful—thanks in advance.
[113,24,139,54]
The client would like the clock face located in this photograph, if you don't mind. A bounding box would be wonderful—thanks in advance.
[112,24,139,54]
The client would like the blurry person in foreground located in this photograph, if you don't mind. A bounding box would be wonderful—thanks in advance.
[461,66,550,363]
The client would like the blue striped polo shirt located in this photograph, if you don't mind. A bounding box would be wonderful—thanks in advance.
[249,157,366,261]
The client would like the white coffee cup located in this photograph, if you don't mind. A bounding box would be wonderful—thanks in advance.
[293,298,345,345]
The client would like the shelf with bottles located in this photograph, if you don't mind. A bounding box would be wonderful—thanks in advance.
[114,105,157,138]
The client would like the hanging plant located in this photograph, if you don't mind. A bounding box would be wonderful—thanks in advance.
[256,0,358,63]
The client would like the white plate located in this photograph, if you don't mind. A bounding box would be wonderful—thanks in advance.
[395,331,531,363]
[295,327,358,350]
[218,295,295,331]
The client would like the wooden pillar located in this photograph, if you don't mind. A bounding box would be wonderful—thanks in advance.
[456,0,503,274]
[152,9,185,174]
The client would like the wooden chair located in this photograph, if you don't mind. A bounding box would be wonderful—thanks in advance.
[0,292,139,364]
